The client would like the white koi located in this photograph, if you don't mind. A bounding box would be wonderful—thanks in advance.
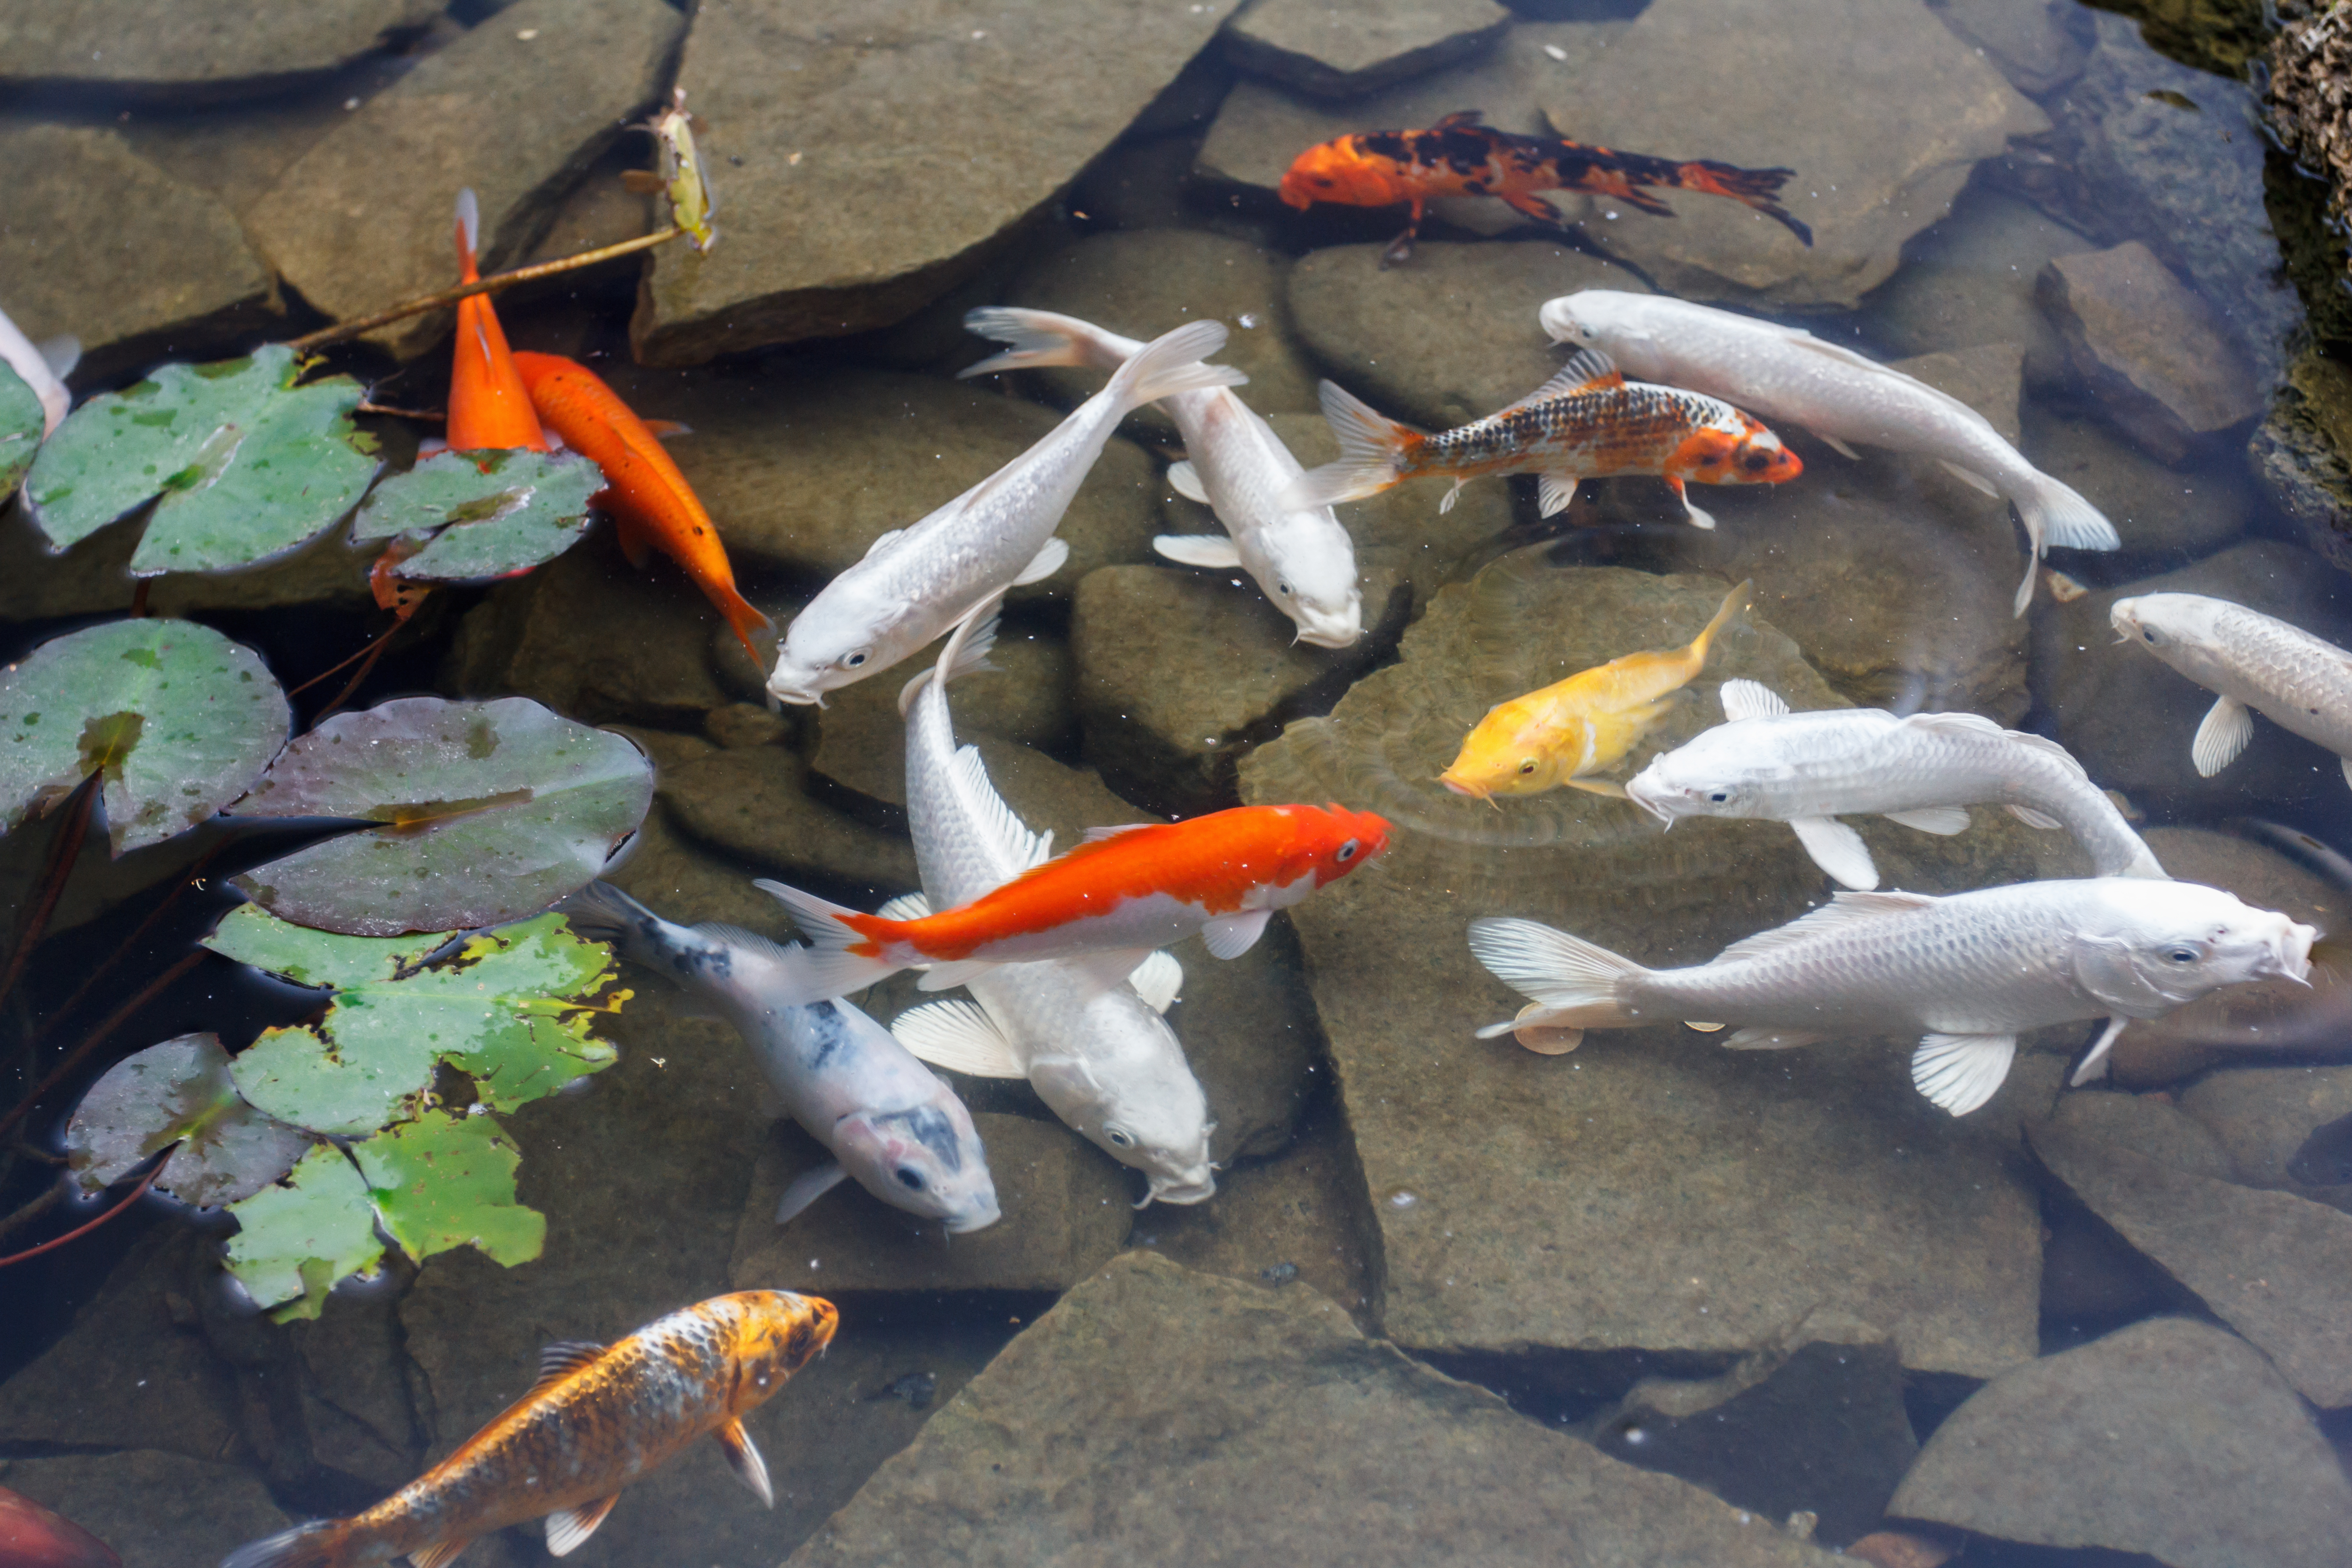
[2111,592,2352,791]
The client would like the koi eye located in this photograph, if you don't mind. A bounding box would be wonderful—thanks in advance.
[1106,1128,1134,1148]
[896,1167,925,1191]
[843,650,870,668]
[1741,451,1775,472]
[2142,629,2158,643]
[1709,791,1730,803]
[1277,580,1294,597]
[2166,947,2199,964]
[1334,838,1359,863]
[1518,759,1539,776]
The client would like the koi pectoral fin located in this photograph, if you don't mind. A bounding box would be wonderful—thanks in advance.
[1561,777,1629,799]
[546,1495,621,1556]
[1499,190,1567,226]
[411,1540,476,1568]
[775,1162,849,1226]
[716,1418,775,1508]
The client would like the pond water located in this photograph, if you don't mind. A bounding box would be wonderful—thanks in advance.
[3,1,2351,1565]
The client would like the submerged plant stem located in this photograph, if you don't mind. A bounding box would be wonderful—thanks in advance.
[0,774,100,1024]
[0,1151,168,1270]
[286,227,688,352]
[0,949,204,1143]
[28,844,224,1048]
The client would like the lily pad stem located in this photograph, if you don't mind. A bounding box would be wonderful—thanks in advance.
[0,1149,170,1270]
[286,226,689,352]
[0,949,203,1143]
[0,773,100,1023]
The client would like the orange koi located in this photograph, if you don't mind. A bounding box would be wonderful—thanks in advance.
[0,1485,117,1568]
[219,1291,835,1568]
[1279,110,1812,265]
[1282,348,1801,530]
[757,803,1391,1004]
[510,350,773,666]
[444,188,548,458]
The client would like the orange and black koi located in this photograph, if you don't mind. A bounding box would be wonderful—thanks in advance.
[1279,110,1812,265]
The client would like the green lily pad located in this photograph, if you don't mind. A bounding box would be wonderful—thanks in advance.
[226,696,653,936]
[223,1144,385,1321]
[23,343,381,576]
[352,1110,544,1267]
[0,618,291,853]
[203,907,622,1134]
[0,358,40,501]
[351,449,602,582]
[62,1033,313,1208]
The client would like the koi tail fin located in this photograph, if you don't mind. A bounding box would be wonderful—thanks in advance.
[221,1520,342,1568]
[1675,159,1812,247]
[454,187,482,283]
[959,307,1138,378]
[559,879,684,970]
[1687,577,1753,666]
[1281,379,1420,510]
[1466,917,1645,1037]
[713,582,776,672]
[2009,471,2121,615]
[751,880,906,1003]
[1104,318,1246,418]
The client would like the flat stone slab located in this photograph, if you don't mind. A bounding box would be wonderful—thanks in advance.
[1237,565,2045,1377]
[2040,242,2266,462]
[657,746,921,896]
[2180,1064,2352,1203]
[1532,0,2047,309]
[250,0,685,359]
[1223,0,1511,100]
[0,123,277,381]
[1889,1316,2352,1567]
[1860,185,2091,391]
[786,1252,1842,1568]
[0,1451,290,1568]
[632,0,1241,363]
[2030,1119,2352,1408]
[0,0,437,105]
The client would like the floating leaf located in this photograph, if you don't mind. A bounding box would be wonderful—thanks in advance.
[226,697,652,935]
[63,1033,312,1208]
[223,1144,385,1321]
[0,358,40,501]
[351,1110,544,1267]
[23,343,381,575]
[203,906,622,1134]
[351,449,602,582]
[0,618,290,852]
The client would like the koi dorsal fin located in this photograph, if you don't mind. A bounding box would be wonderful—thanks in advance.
[1430,110,1486,131]
[532,1340,605,1393]
[1498,348,1622,416]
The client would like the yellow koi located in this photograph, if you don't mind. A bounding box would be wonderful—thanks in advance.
[1439,580,1752,803]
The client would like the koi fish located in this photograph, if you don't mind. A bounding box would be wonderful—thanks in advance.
[960,307,1362,649]
[445,188,548,457]
[0,305,75,437]
[562,880,1000,1232]
[765,320,1244,706]
[1278,110,1812,265]
[219,1290,836,1568]
[1281,349,1800,528]
[0,1485,117,1568]
[510,351,771,667]
[754,802,1391,1006]
[1470,881,2313,1113]
[1440,579,1750,802]
[2112,592,2352,792]
[889,597,1213,1203]
[1539,291,2120,614]
[1625,680,2168,890]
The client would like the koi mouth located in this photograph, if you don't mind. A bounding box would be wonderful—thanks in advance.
[1621,780,1676,826]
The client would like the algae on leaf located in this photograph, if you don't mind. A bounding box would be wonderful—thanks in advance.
[223,1144,385,1321]
[0,358,40,501]
[226,696,654,935]
[352,1110,544,1267]
[22,343,381,574]
[63,1033,313,1208]
[352,448,604,581]
[0,618,291,852]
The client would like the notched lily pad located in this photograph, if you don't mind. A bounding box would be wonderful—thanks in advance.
[352,1110,544,1267]
[351,448,602,582]
[63,1033,312,1208]
[226,696,653,935]
[223,1144,385,1322]
[23,343,381,575]
[0,358,40,501]
[0,618,291,852]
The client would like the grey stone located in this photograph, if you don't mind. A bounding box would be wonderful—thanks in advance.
[731,1112,1131,1295]
[1070,563,1391,817]
[819,726,1127,848]
[2038,243,2266,462]
[0,1451,290,1568]
[250,0,685,359]
[0,0,436,104]
[2020,406,2255,555]
[706,701,794,751]
[648,367,1162,604]
[809,642,1078,811]
[2032,541,2352,813]
[2036,1090,2234,1180]
[657,746,920,897]
[0,123,278,382]
[1860,184,2092,390]
[1167,910,1325,1164]
[2099,827,2352,1088]
[607,797,798,934]
[2249,348,2352,580]
[1531,0,2047,310]
[1223,0,1512,100]
[280,1283,425,1492]
[997,229,1320,421]
[784,1252,1842,1568]
[632,0,1240,363]
[1927,0,2089,97]
[1064,134,1220,235]
[1286,240,1645,430]
[2030,1119,2352,1408]
[1889,1316,2352,1566]
[2180,1066,2352,1207]
[1237,565,2044,1377]
[0,509,380,623]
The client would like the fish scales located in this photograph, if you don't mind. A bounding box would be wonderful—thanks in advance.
[2114,593,2352,785]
